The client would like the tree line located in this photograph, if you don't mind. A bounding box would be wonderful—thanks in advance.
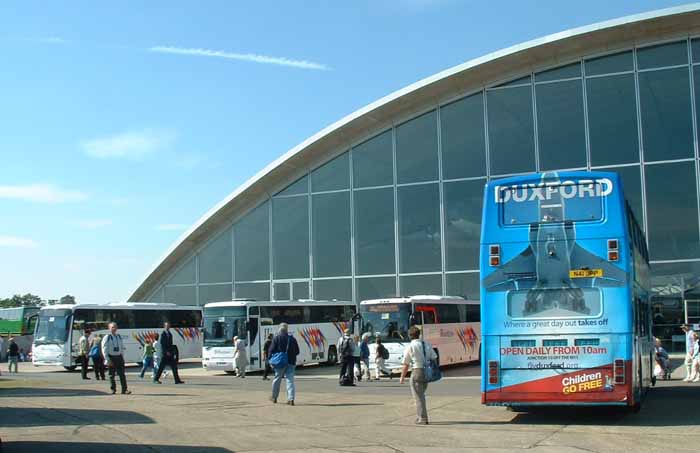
[0,294,76,308]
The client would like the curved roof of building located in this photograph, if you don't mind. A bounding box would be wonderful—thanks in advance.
[129,4,700,301]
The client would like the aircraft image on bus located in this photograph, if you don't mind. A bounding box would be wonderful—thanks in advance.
[32,303,202,370]
[480,171,652,410]
[361,296,481,374]
[202,299,356,373]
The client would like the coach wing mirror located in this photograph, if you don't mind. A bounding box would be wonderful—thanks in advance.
[409,313,419,326]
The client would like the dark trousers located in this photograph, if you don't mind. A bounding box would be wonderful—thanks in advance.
[92,356,105,380]
[339,357,355,384]
[80,354,89,379]
[108,355,128,392]
[263,360,272,379]
[154,356,182,383]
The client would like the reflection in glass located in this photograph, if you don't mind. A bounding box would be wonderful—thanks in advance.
[165,285,197,306]
[148,287,165,303]
[487,85,535,175]
[440,94,486,179]
[311,152,349,192]
[203,305,246,347]
[354,188,395,275]
[636,41,688,70]
[199,284,233,305]
[444,179,483,271]
[609,165,643,229]
[400,274,443,297]
[293,281,309,299]
[274,283,290,301]
[645,161,699,260]
[198,229,232,284]
[34,309,71,344]
[361,303,411,343]
[585,51,633,76]
[235,282,270,301]
[446,273,480,300]
[587,74,639,166]
[638,67,693,161]
[356,276,397,302]
[312,192,351,277]
[535,62,581,82]
[273,196,309,279]
[276,176,308,196]
[168,257,196,285]
[234,203,270,282]
[352,130,393,188]
[314,278,352,301]
[536,79,586,170]
[398,184,441,273]
[395,110,438,183]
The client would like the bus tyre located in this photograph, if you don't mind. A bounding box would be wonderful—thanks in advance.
[63,366,77,372]
[326,346,338,365]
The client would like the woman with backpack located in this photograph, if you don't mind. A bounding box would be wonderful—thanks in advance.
[374,338,392,380]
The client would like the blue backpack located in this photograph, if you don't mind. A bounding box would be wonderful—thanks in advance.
[422,341,442,383]
[269,336,291,369]
[88,344,101,360]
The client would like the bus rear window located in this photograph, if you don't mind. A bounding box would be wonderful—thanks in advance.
[507,287,602,319]
[498,181,606,226]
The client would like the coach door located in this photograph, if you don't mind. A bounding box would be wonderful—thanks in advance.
[247,315,261,369]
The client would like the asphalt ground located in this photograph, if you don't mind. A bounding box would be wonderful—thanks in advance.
[1,359,699,452]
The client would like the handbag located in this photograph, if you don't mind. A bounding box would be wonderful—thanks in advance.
[269,336,291,369]
[422,341,442,383]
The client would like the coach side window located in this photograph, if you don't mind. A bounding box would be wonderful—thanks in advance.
[466,305,481,323]
[436,304,461,323]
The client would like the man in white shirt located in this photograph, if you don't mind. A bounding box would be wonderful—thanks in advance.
[78,330,91,380]
[233,335,247,378]
[101,322,131,395]
[400,325,437,425]
[682,324,695,382]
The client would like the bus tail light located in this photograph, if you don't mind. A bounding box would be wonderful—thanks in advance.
[614,359,625,384]
[608,239,619,262]
[489,245,501,267]
[488,360,499,384]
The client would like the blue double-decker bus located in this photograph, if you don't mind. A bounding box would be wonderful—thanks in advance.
[480,171,652,410]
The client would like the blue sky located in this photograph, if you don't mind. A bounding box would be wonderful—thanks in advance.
[0,0,688,303]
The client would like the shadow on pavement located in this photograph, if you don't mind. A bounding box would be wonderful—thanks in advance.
[0,407,154,427]
[0,387,108,397]
[1,442,231,452]
[302,402,384,407]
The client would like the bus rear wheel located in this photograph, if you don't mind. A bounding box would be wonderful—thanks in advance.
[326,346,338,365]
[63,366,77,372]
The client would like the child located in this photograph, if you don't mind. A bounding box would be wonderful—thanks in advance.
[654,337,671,380]
[140,338,156,379]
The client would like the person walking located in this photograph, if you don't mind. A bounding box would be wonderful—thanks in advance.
[139,339,156,379]
[152,333,163,380]
[233,335,248,378]
[374,337,392,380]
[352,335,362,381]
[154,322,184,384]
[7,338,19,373]
[262,333,273,381]
[359,333,371,382]
[682,324,696,382]
[400,326,437,425]
[690,331,700,383]
[79,330,91,380]
[101,322,131,395]
[268,323,300,405]
[90,334,106,380]
[338,329,355,386]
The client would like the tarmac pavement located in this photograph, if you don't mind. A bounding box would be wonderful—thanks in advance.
[1,359,699,452]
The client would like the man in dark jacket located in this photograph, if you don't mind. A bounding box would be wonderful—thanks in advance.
[268,323,299,405]
[153,322,184,384]
[338,329,355,386]
[262,333,274,381]
[7,337,19,373]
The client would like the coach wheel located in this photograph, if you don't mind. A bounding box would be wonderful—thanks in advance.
[327,346,338,365]
[63,366,77,372]
[224,371,236,375]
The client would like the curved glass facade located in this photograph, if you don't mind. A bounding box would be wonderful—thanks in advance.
[151,37,700,348]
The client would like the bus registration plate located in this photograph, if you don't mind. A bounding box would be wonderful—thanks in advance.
[569,269,603,278]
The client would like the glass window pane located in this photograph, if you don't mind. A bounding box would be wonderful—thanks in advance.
[637,41,688,70]
[276,176,308,196]
[311,152,349,192]
[693,38,700,64]
[398,184,441,273]
[695,66,700,140]
[164,285,196,306]
[314,279,352,301]
[354,187,395,275]
[293,281,309,300]
[352,130,393,188]
[487,85,535,175]
[199,284,232,304]
[495,75,531,88]
[234,202,270,282]
[610,165,643,229]
[444,179,484,271]
[198,229,232,284]
[440,93,486,179]
[536,79,586,170]
[356,276,396,302]
[274,282,290,300]
[587,74,639,166]
[400,274,442,297]
[148,287,164,303]
[639,68,694,162]
[273,196,309,279]
[167,257,195,285]
[396,110,439,183]
[313,192,351,277]
[535,62,581,82]
[645,161,699,260]
[585,51,633,76]
[235,282,270,301]
[446,273,480,300]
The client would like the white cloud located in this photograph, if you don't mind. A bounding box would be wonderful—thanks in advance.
[74,219,113,229]
[155,223,189,231]
[149,46,331,71]
[81,129,174,159]
[0,236,38,248]
[0,183,88,203]
[12,36,69,45]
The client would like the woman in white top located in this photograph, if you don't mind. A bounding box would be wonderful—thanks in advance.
[233,336,248,378]
[400,325,437,425]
